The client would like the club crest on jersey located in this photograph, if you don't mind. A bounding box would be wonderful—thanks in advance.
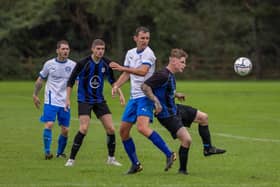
[90,75,101,88]
[102,67,105,73]
[65,66,72,73]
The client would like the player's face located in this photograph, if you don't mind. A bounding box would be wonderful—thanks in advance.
[134,31,150,50]
[172,57,186,73]
[56,44,70,60]
[92,45,105,59]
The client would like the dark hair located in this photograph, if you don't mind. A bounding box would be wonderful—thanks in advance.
[92,39,105,48]
[135,26,150,36]
[56,40,69,49]
[170,48,188,59]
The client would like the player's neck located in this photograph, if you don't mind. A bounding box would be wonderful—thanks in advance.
[91,55,101,63]
[57,56,67,62]
[166,65,175,74]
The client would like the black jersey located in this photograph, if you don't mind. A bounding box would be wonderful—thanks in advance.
[67,56,115,104]
[144,68,177,119]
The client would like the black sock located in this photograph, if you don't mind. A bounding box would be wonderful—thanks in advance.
[198,124,212,149]
[179,146,189,172]
[70,131,85,159]
[107,134,116,157]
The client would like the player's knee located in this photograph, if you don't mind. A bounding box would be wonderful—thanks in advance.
[45,122,54,129]
[61,126,69,136]
[200,112,208,124]
[79,125,88,134]
[119,127,128,140]
[106,126,115,134]
[181,136,192,147]
[136,124,150,137]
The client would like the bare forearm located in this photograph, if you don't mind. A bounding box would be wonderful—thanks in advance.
[121,66,147,76]
[141,84,157,102]
[114,72,130,88]
[141,83,162,114]
[66,87,72,100]
[33,78,43,96]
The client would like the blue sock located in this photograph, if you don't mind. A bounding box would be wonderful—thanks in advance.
[43,128,52,154]
[123,138,139,165]
[148,131,172,157]
[57,134,68,155]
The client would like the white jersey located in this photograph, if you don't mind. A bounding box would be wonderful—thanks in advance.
[39,58,76,107]
[124,46,156,99]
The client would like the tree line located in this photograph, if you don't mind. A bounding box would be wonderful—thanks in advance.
[0,0,279,80]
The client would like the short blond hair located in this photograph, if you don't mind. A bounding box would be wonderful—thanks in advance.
[92,39,105,48]
[170,48,188,59]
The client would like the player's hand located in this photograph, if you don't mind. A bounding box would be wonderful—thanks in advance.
[119,95,126,106]
[32,95,41,109]
[112,86,118,97]
[154,101,162,115]
[109,62,123,71]
[175,93,186,102]
[64,99,71,112]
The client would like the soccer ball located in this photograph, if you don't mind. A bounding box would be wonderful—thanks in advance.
[234,57,253,76]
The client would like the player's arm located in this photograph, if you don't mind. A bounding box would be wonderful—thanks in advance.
[65,86,72,111]
[65,60,83,110]
[33,77,44,109]
[141,83,162,115]
[116,87,126,106]
[110,62,150,76]
[111,72,130,97]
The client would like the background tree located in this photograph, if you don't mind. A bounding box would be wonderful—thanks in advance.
[0,0,279,80]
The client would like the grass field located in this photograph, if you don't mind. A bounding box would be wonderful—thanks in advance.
[0,81,279,187]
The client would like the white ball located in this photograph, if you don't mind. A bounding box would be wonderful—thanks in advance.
[234,57,253,76]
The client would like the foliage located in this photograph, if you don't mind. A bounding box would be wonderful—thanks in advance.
[0,0,279,80]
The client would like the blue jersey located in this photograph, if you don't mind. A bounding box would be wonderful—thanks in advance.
[67,56,115,104]
[144,68,177,119]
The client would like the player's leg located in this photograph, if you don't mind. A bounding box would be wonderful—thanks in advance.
[136,98,173,161]
[120,99,142,174]
[176,127,191,175]
[40,104,57,160]
[136,97,175,171]
[99,113,122,166]
[158,116,188,174]
[43,122,54,159]
[56,107,70,158]
[65,103,91,166]
[194,110,226,156]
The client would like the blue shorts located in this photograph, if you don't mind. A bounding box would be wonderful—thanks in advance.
[122,97,154,124]
[40,104,70,127]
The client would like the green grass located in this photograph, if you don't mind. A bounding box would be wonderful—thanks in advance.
[0,81,279,187]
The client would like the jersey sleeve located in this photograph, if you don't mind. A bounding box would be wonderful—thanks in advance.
[144,69,168,89]
[103,57,116,85]
[123,51,130,67]
[141,49,156,67]
[39,61,50,79]
[67,58,86,87]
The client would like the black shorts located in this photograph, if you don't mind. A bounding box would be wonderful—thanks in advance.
[176,104,197,128]
[158,115,184,139]
[78,102,111,118]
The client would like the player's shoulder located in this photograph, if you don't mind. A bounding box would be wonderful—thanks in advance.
[78,56,91,64]
[126,48,137,55]
[142,47,156,61]
[44,58,55,64]
[67,58,77,66]
[154,68,169,77]
[144,46,155,54]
